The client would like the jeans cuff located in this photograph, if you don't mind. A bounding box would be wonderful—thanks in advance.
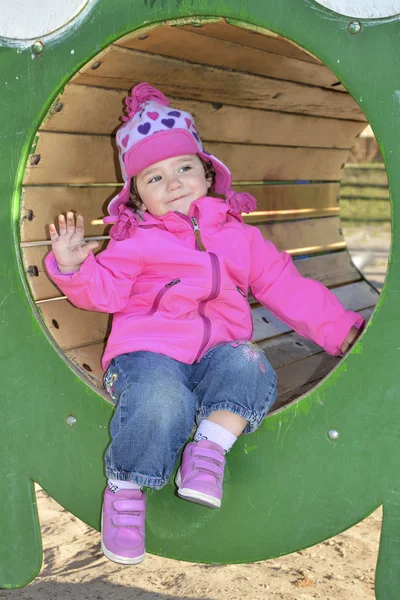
[105,468,168,490]
[196,402,263,434]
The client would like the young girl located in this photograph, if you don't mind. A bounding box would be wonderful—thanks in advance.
[45,82,363,566]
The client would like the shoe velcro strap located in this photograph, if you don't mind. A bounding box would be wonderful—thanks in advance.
[191,447,225,466]
[193,457,223,476]
[112,514,143,527]
[114,499,145,512]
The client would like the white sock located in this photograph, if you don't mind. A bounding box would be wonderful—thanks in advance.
[108,478,141,493]
[194,420,237,453]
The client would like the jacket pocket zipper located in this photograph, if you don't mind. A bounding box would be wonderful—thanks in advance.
[146,279,181,315]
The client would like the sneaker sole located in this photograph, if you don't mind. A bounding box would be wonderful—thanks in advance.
[175,470,221,509]
[101,512,145,565]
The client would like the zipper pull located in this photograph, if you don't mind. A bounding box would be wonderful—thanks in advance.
[165,278,181,288]
[236,286,247,297]
[191,217,207,252]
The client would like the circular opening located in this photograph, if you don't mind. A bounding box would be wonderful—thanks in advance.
[19,19,384,411]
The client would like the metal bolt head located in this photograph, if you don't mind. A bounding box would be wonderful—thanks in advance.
[348,21,361,34]
[32,41,44,54]
[66,415,77,427]
[328,429,339,441]
[91,61,102,70]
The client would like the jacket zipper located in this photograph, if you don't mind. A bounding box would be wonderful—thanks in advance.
[191,217,207,252]
[236,286,247,297]
[176,210,219,361]
[194,252,221,362]
[146,279,180,316]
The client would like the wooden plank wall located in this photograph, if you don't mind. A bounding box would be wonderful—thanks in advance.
[20,18,377,409]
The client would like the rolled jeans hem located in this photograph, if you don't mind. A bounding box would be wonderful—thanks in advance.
[196,401,263,434]
[105,468,168,490]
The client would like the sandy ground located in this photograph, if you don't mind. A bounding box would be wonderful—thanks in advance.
[1,225,390,600]
[1,486,381,600]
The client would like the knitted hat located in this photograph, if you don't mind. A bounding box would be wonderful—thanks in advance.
[105,83,256,234]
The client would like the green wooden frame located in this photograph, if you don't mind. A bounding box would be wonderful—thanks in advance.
[1,2,399,597]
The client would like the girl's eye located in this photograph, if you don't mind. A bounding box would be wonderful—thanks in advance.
[179,165,192,173]
[148,175,162,184]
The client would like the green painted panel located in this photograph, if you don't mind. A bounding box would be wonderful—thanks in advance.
[0,1,399,598]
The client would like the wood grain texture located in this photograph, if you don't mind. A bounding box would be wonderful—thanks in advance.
[74,47,365,121]
[42,85,365,148]
[24,132,350,184]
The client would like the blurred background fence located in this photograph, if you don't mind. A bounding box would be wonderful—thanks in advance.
[340,126,389,224]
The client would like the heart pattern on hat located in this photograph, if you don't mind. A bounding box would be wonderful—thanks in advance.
[168,110,181,117]
[161,118,175,129]
[138,122,151,135]
[147,111,159,121]
[121,135,129,148]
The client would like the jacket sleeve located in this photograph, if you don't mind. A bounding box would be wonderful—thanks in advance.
[44,238,142,313]
[247,226,364,355]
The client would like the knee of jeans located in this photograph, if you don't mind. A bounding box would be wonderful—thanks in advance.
[137,387,195,431]
[233,343,275,378]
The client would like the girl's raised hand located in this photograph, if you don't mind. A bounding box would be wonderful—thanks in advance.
[48,212,99,273]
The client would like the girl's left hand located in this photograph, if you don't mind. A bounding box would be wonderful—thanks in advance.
[340,326,361,355]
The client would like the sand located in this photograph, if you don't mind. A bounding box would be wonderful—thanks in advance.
[1,486,381,600]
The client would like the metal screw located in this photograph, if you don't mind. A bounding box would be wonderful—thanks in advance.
[328,429,339,441]
[32,41,44,54]
[348,21,361,34]
[26,265,39,277]
[66,415,77,427]
[91,61,102,70]
[54,103,64,113]
[30,154,41,166]
[138,34,148,40]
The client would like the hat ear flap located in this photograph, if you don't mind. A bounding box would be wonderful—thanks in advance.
[225,190,257,215]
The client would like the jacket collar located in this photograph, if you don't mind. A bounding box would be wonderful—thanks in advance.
[140,195,239,233]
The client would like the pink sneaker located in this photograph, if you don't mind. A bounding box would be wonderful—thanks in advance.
[175,440,226,508]
[101,486,146,565]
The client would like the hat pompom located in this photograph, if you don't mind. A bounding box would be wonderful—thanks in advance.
[122,82,170,121]
[225,190,257,215]
[104,204,139,241]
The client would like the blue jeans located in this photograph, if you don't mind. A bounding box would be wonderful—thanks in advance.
[103,341,277,489]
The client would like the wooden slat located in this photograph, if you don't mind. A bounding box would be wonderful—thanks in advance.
[257,216,345,256]
[294,252,360,287]
[240,183,340,224]
[116,25,343,91]
[73,47,365,121]
[21,186,119,242]
[20,183,340,243]
[24,132,349,184]
[42,86,365,149]
[68,342,106,387]
[178,20,321,64]
[262,306,372,370]
[38,300,110,349]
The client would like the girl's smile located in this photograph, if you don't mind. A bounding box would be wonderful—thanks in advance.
[135,154,211,216]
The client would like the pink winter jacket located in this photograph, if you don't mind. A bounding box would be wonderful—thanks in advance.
[45,195,364,370]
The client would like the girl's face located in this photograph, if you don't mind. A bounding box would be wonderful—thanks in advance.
[135,154,211,217]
